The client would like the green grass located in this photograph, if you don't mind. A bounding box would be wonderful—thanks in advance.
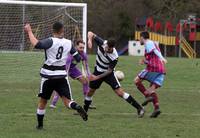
[0,53,200,138]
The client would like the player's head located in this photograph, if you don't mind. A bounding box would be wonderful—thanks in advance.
[140,31,149,45]
[76,39,85,53]
[53,22,64,37]
[105,38,116,53]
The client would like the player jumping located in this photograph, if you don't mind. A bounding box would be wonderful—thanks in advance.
[24,22,88,130]
[134,31,167,118]
[83,31,145,117]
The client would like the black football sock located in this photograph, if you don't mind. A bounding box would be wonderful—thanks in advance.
[123,92,142,110]
[36,109,45,127]
[69,102,79,110]
[84,96,92,112]
[84,100,92,112]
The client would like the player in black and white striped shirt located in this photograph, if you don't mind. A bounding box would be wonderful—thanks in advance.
[24,22,88,130]
[83,31,145,117]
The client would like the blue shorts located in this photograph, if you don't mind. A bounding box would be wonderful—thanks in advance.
[138,69,165,87]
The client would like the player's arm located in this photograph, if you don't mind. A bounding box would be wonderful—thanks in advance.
[145,42,167,64]
[24,24,38,47]
[70,45,81,63]
[24,24,53,49]
[153,49,167,64]
[85,61,91,77]
[83,55,90,76]
[88,31,104,49]
[90,59,118,81]
[65,56,72,72]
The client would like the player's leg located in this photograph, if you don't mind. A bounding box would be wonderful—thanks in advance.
[135,71,158,106]
[61,96,87,121]
[114,88,145,117]
[37,98,47,129]
[142,73,165,118]
[134,76,149,97]
[141,86,156,106]
[141,72,164,106]
[77,76,89,96]
[83,69,103,112]
[55,77,88,121]
[149,74,165,118]
[49,91,59,108]
[134,70,150,97]
[36,78,54,129]
[69,67,89,96]
[105,72,145,118]
[83,88,97,112]
[77,76,97,110]
[141,84,161,117]
[70,66,97,110]
[148,84,161,118]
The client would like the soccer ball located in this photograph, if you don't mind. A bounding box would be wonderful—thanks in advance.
[115,70,125,81]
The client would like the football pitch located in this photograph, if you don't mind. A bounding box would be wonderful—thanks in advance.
[0,52,200,138]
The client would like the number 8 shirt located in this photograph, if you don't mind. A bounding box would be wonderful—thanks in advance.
[35,37,79,79]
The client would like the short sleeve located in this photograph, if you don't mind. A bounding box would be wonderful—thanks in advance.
[70,46,81,63]
[35,38,53,49]
[94,35,105,46]
[145,41,156,53]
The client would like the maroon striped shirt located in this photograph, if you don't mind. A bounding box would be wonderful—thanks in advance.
[144,41,166,73]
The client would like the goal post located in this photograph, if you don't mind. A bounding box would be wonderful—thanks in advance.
[0,0,87,51]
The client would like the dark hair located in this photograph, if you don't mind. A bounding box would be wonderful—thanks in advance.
[107,38,116,48]
[76,39,85,45]
[140,31,149,39]
[53,22,64,33]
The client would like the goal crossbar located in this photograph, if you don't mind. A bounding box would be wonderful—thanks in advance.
[0,0,87,7]
[0,0,87,52]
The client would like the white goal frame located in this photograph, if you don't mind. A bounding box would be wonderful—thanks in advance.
[0,0,87,51]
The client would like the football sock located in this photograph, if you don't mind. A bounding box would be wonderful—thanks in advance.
[84,96,92,112]
[36,109,45,127]
[151,93,159,110]
[68,101,79,110]
[51,93,59,106]
[83,83,89,96]
[123,92,142,110]
[135,82,149,97]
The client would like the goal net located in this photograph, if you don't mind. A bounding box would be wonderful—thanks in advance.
[0,0,87,51]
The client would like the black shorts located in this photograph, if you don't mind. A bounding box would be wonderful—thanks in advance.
[89,68,121,90]
[38,77,72,100]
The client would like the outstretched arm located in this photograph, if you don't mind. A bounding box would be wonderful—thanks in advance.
[24,24,38,47]
[24,23,53,49]
[91,68,113,81]
[88,31,94,49]
[90,59,118,81]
